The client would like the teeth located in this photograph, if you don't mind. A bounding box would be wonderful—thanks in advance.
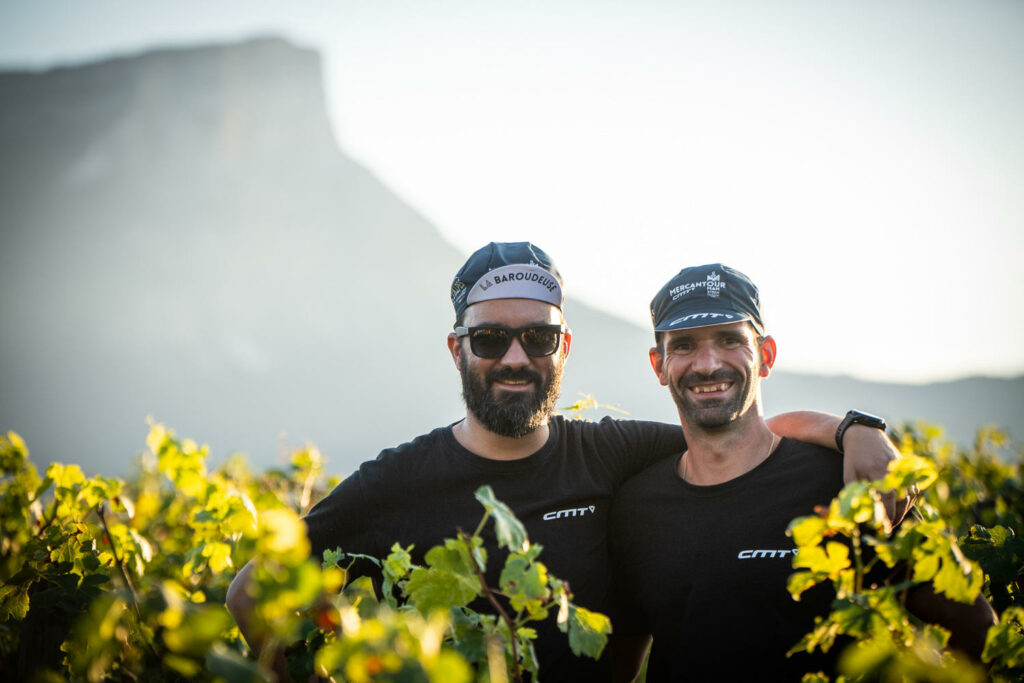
[692,383,729,394]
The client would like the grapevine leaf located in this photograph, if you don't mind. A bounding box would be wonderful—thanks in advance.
[206,642,263,683]
[426,650,474,683]
[564,605,611,658]
[321,547,346,569]
[835,633,898,679]
[404,541,478,612]
[499,554,549,617]
[474,485,528,552]
[163,605,234,656]
[203,541,234,573]
[47,462,85,492]
[794,542,850,580]
[787,613,840,656]
[789,515,828,548]
[450,609,489,663]
[382,543,415,604]
[787,570,824,600]
[517,634,540,673]
[932,553,984,604]
[256,508,311,566]
[343,575,380,618]
[0,583,30,620]
[959,525,1024,611]
[193,509,218,524]
[836,481,876,525]
[880,453,938,494]
[383,543,414,581]
[982,607,1024,668]
[33,476,54,501]
[80,573,111,589]
[0,430,29,472]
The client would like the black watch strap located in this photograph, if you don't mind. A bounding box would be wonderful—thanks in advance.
[835,410,887,454]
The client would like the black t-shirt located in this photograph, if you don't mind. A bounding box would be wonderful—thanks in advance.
[610,438,845,683]
[303,415,684,682]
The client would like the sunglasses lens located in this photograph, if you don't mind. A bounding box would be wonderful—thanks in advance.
[521,327,560,356]
[469,328,512,358]
[466,326,562,358]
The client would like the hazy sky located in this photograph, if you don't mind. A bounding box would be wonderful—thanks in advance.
[2,0,1022,383]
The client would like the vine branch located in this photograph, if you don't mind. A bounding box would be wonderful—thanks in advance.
[458,530,523,683]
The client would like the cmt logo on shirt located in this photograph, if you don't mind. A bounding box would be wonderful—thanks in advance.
[542,505,596,521]
[737,549,797,559]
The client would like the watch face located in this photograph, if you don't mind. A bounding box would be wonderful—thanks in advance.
[848,411,886,429]
[837,411,886,453]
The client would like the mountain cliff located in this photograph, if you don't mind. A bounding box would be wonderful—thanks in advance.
[1,37,1019,475]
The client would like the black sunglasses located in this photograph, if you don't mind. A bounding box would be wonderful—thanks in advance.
[454,324,567,359]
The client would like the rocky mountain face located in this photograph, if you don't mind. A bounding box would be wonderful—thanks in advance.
[0,38,1019,475]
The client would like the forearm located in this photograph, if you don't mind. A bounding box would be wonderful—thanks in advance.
[225,561,262,653]
[226,560,292,679]
[766,410,842,451]
[768,410,908,523]
[905,583,998,661]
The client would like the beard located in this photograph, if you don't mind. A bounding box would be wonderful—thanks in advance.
[460,356,564,438]
[668,368,756,430]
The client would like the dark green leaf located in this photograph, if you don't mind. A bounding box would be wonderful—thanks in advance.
[475,485,528,551]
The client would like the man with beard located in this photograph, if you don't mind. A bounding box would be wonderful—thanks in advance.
[609,264,996,682]
[227,245,904,682]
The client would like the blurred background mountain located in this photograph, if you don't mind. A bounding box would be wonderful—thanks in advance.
[1,37,1020,476]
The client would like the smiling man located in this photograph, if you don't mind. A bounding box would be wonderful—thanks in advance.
[609,264,996,682]
[227,245,904,682]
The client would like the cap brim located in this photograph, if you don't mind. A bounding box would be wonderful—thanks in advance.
[654,310,755,332]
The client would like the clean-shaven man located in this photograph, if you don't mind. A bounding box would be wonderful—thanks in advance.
[610,263,996,682]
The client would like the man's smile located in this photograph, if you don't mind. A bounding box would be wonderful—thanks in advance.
[690,382,733,395]
[486,367,543,395]
[494,378,534,391]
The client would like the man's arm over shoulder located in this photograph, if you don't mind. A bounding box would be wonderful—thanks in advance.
[767,410,893,478]
[767,409,911,524]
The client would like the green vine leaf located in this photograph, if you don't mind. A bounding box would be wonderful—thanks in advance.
[474,485,528,552]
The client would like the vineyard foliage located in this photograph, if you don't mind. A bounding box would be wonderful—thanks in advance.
[0,421,608,683]
[779,423,1024,683]
[0,418,1021,682]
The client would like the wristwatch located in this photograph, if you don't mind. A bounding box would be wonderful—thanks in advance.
[835,410,887,453]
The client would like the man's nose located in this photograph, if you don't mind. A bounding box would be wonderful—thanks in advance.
[690,342,722,375]
[499,335,531,367]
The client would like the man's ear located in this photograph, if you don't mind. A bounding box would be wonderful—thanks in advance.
[759,336,777,377]
[561,328,572,360]
[447,332,462,370]
[649,347,669,386]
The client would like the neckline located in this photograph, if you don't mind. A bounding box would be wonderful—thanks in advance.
[674,436,789,493]
[442,415,562,471]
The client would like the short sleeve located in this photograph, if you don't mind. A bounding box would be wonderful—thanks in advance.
[601,418,685,482]
[303,469,378,562]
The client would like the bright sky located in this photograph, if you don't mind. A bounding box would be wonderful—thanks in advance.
[2,0,1022,383]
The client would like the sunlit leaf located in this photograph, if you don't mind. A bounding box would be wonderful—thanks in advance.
[564,605,611,658]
